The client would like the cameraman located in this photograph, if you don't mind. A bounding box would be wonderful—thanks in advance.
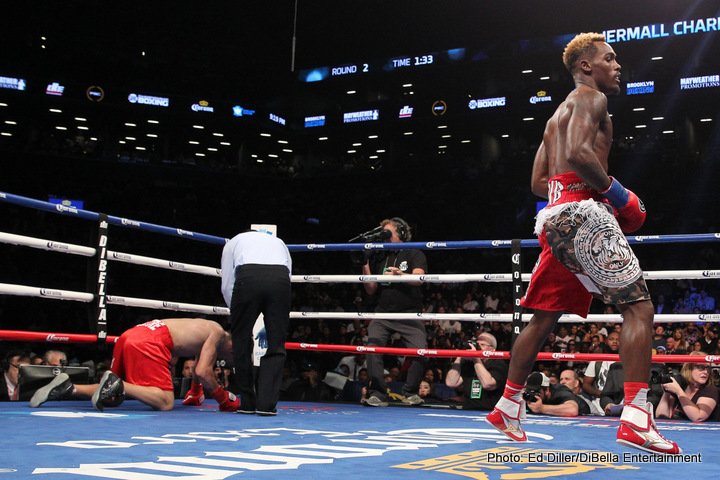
[656,351,718,422]
[445,332,508,410]
[525,370,591,417]
[359,218,428,407]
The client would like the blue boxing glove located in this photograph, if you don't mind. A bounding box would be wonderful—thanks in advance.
[600,177,647,233]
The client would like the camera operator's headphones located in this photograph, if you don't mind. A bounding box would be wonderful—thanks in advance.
[390,217,412,242]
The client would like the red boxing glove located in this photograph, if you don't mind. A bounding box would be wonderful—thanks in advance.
[600,176,647,233]
[211,386,240,412]
[182,380,205,406]
[615,189,647,233]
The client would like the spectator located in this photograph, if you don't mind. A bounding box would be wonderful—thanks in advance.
[655,294,670,314]
[671,328,689,354]
[180,358,196,379]
[582,331,620,415]
[285,361,333,402]
[42,350,67,367]
[651,325,667,350]
[601,363,666,416]
[1,351,30,401]
[699,290,716,313]
[336,352,366,381]
[656,352,718,422]
[699,325,717,354]
[445,332,507,410]
[462,293,480,313]
[525,370,591,417]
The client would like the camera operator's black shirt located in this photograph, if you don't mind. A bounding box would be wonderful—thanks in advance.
[548,385,591,415]
[459,359,509,410]
[369,249,427,312]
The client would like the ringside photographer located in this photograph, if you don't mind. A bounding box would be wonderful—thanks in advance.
[525,370,591,417]
[656,351,718,422]
[445,332,508,410]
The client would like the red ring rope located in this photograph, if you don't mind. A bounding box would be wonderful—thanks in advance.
[2,330,717,365]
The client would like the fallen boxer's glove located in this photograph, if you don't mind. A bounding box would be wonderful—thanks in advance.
[211,386,240,412]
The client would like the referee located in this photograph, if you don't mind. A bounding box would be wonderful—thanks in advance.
[221,229,292,416]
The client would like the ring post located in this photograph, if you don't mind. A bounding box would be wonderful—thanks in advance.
[510,239,524,344]
[93,214,109,346]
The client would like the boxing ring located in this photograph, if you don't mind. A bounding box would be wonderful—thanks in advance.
[1,190,720,479]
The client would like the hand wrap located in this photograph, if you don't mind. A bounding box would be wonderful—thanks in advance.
[600,176,646,233]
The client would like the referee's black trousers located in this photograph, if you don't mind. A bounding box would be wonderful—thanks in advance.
[230,264,291,412]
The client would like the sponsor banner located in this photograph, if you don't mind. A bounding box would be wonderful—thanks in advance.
[233,105,255,117]
[128,93,170,107]
[343,109,379,123]
[680,74,720,90]
[45,82,65,96]
[468,96,506,109]
[0,75,26,91]
[190,100,214,112]
[304,115,325,127]
[626,80,655,95]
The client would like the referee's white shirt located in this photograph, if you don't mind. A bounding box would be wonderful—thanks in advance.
[221,231,292,307]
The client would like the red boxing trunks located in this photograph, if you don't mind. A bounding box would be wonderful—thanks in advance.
[521,172,650,317]
[111,319,175,391]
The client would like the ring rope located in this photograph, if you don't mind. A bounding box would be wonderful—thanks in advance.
[1,278,717,324]
[3,191,720,251]
[107,251,221,277]
[105,295,230,316]
[285,342,720,365]
[0,283,94,303]
[289,312,720,324]
[0,330,119,344]
[2,275,717,325]
[0,231,96,257]
[292,271,720,283]
[0,327,715,366]
[0,191,227,245]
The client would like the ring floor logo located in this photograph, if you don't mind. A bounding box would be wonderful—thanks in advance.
[394,446,638,479]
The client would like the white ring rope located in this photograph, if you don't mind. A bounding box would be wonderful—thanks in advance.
[107,251,221,277]
[1,280,717,324]
[290,311,720,324]
[0,231,96,257]
[106,295,229,316]
[292,271,720,283]
[0,283,94,302]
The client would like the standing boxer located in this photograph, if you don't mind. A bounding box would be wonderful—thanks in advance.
[486,32,680,454]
